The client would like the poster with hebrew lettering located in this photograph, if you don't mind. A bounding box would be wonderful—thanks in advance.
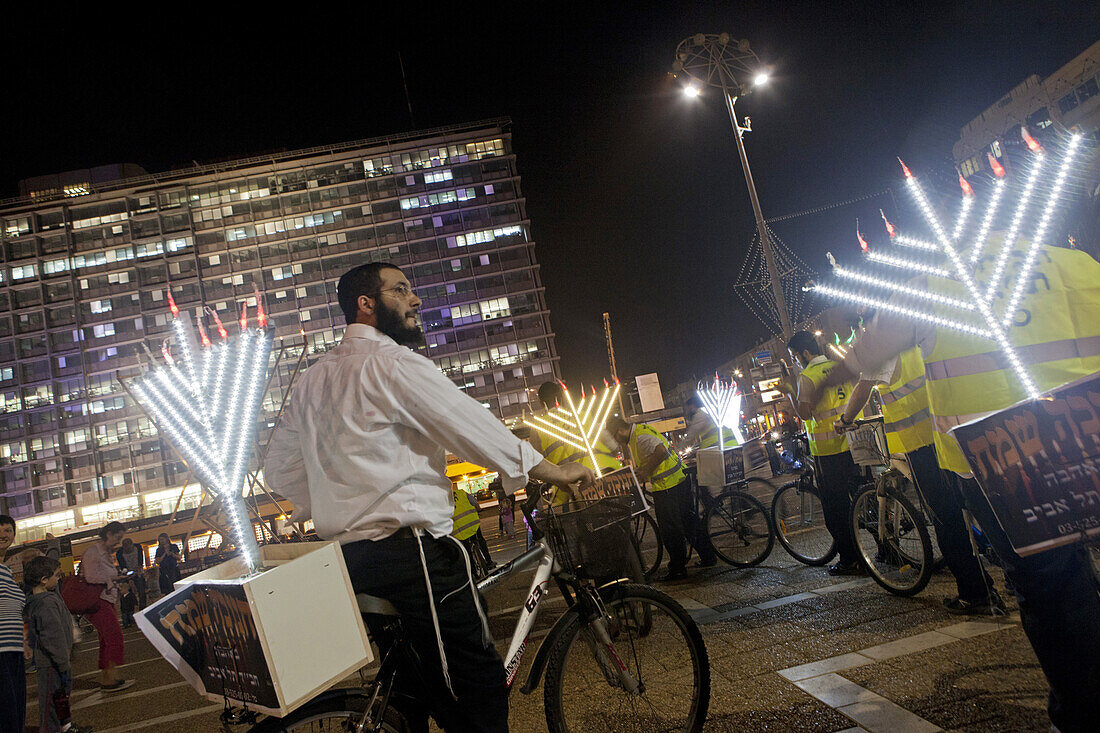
[136,581,280,714]
[951,372,1100,557]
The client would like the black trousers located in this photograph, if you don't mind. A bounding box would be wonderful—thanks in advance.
[342,530,508,733]
[0,651,25,733]
[814,451,860,565]
[906,445,993,602]
[652,479,716,573]
[952,474,1100,733]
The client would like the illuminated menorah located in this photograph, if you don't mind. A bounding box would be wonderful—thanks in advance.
[810,128,1082,400]
[696,377,745,446]
[126,291,272,572]
[525,381,621,478]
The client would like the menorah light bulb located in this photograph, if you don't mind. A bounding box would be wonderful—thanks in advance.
[880,209,897,238]
[525,381,620,478]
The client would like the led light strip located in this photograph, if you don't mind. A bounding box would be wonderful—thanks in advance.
[1000,134,1081,327]
[563,387,602,478]
[525,382,621,479]
[696,381,745,445]
[809,283,991,337]
[833,265,974,310]
[967,178,1007,263]
[525,414,590,453]
[952,193,974,241]
[984,153,1046,302]
[903,172,1040,398]
[866,251,952,278]
[892,234,939,252]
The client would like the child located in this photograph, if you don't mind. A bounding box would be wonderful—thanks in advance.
[23,556,93,733]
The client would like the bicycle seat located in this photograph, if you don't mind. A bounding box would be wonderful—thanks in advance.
[356,593,400,617]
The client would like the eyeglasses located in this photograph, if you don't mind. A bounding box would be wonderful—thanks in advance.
[373,283,414,298]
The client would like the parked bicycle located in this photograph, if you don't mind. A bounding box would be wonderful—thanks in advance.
[247,487,711,732]
[770,434,838,566]
[842,417,939,597]
[637,461,774,569]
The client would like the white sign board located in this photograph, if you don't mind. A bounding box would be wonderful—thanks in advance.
[635,373,665,413]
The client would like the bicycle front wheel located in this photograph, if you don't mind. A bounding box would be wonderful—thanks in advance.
[772,480,837,566]
[851,486,934,597]
[631,512,664,581]
[705,489,774,567]
[544,583,710,733]
[248,690,409,733]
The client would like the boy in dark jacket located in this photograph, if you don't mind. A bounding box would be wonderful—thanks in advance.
[24,556,93,733]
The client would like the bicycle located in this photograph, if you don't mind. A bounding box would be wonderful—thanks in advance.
[843,417,937,597]
[247,488,711,732]
[630,510,664,581]
[683,463,775,567]
[770,434,838,566]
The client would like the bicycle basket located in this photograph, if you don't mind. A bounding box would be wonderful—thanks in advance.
[845,421,889,467]
[536,497,636,580]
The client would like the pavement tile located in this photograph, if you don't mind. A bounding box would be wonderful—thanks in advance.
[859,630,956,661]
[935,619,1016,640]
[757,591,819,609]
[793,672,883,707]
[778,652,874,681]
[837,698,942,732]
[814,578,876,594]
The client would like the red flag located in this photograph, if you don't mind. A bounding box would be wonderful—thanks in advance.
[897,157,913,179]
[986,152,1006,178]
[253,285,267,328]
[208,308,228,340]
[958,171,974,197]
[856,223,870,253]
[879,209,897,238]
[196,318,211,347]
[1021,126,1043,153]
[239,302,248,332]
[166,290,179,317]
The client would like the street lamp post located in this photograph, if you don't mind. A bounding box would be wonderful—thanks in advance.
[673,33,793,340]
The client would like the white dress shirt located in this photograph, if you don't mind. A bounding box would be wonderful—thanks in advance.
[265,323,544,543]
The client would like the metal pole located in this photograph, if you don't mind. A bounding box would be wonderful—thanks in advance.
[722,90,793,340]
[602,312,628,417]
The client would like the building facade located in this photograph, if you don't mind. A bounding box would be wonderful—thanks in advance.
[953,40,1100,177]
[0,119,559,542]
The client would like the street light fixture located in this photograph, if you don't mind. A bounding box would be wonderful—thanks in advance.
[672,33,792,339]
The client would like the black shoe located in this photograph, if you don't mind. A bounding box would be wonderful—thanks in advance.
[943,590,1007,616]
[659,568,689,582]
[827,562,864,577]
[68,724,95,733]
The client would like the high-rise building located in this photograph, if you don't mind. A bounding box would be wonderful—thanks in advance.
[0,119,559,541]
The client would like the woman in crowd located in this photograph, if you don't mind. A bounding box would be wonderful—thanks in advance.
[79,521,133,692]
[154,533,181,597]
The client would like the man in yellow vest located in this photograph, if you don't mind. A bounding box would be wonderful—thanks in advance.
[836,346,1003,614]
[821,242,1100,733]
[451,486,495,575]
[677,394,740,453]
[779,331,864,576]
[529,382,622,506]
[608,416,717,581]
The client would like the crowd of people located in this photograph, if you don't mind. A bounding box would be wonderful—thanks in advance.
[0,514,186,733]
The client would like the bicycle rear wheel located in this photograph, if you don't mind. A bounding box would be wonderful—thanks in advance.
[248,690,409,732]
[705,488,774,567]
[851,486,934,597]
[543,583,709,733]
[772,480,837,566]
[631,512,664,581]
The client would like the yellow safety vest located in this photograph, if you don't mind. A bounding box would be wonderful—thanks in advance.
[531,425,622,505]
[451,488,480,540]
[801,358,852,457]
[922,244,1100,474]
[628,423,685,492]
[699,420,740,449]
[876,346,934,455]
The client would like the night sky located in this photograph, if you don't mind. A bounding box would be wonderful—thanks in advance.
[3,2,1098,389]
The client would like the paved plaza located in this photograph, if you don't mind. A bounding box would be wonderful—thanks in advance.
[28,496,1051,733]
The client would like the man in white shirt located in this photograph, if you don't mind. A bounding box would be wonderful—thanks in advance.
[266,262,591,733]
